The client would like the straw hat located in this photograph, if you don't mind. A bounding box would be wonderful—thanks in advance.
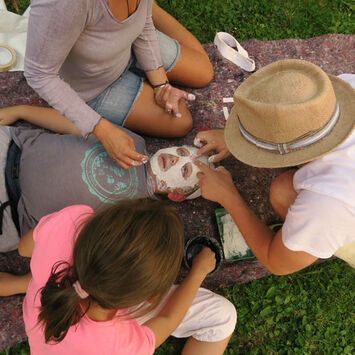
[225,59,355,168]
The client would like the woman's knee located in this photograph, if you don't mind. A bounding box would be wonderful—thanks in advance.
[172,110,193,136]
[195,59,214,88]
[168,47,214,88]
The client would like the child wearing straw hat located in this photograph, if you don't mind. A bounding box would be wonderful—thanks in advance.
[193,59,355,275]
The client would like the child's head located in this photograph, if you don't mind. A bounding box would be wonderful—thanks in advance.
[148,145,212,201]
[38,198,184,343]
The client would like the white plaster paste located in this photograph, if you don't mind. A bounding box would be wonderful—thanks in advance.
[193,137,203,148]
[221,213,249,259]
[150,146,208,190]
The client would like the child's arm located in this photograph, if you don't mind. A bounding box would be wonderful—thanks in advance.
[0,229,35,296]
[18,228,35,258]
[0,272,32,296]
[195,160,317,275]
[0,229,33,296]
[0,105,80,135]
[143,247,216,348]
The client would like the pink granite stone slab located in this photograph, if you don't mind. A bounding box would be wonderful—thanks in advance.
[0,34,354,351]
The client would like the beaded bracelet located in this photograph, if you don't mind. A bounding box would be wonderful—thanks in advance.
[151,80,169,89]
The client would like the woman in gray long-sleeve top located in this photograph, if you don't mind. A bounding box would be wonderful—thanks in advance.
[24,0,213,169]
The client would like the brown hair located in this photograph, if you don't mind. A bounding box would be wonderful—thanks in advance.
[37,198,184,343]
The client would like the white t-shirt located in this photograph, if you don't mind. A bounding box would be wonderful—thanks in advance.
[282,75,355,259]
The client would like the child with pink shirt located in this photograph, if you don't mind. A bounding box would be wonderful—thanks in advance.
[0,198,236,354]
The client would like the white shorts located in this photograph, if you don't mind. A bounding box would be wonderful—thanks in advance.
[135,286,237,342]
[0,126,20,252]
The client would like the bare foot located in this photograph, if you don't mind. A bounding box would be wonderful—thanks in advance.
[0,272,31,296]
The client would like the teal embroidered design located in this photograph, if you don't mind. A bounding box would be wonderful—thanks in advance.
[81,144,139,203]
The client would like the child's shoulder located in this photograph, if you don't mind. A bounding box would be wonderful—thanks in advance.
[29,206,93,291]
[33,205,93,244]
[59,205,94,219]
[33,205,93,254]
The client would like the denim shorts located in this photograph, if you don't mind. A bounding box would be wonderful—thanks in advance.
[87,31,180,127]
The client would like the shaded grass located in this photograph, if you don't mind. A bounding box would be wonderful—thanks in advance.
[157,0,354,43]
[226,260,354,354]
[4,0,28,14]
[6,0,355,43]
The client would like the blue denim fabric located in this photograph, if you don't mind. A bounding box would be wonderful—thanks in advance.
[5,141,21,204]
[4,140,21,233]
[87,31,180,127]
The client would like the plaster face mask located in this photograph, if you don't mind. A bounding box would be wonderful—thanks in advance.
[149,146,210,198]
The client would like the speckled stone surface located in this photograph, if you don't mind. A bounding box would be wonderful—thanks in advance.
[0,34,354,350]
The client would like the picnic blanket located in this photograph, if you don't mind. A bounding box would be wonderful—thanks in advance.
[0,33,354,351]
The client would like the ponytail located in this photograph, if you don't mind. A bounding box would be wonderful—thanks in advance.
[38,262,88,343]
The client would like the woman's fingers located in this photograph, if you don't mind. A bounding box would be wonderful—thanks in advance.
[208,151,229,163]
[115,146,149,167]
[95,119,149,170]
[154,84,195,119]
[197,143,215,156]
[194,159,212,174]
[187,93,196,101]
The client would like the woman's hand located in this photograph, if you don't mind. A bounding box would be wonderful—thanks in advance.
[93,118,149,169]
[194,129,230,163]
[154,84,195,118]
[0,106,22,126]
[194,160,238,204]
[191,247,216,276]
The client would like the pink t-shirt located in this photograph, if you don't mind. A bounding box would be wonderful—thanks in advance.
[23,205,155,355]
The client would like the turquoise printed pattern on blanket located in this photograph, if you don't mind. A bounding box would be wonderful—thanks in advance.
[81,144,139,203]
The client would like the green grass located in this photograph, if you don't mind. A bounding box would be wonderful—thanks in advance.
[2,0,355,354]
[157,0,354,43]
[4,0,29,15]
[7,0,355,43]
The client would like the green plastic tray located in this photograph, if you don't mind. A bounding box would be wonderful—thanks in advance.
[215,208,255,262]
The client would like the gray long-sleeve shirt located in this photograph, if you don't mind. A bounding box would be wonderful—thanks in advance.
[24,0,162,136]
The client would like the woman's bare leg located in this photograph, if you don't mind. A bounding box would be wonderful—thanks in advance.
[152,2,214,87]
[269,169,298,220]
[124,82,192,137]
[0,272,31,296]
[167,45,214,88]
[125,2,215,136]
[181,336,231,355]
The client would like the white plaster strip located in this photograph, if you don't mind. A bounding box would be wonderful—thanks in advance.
[223,107,229,120]
[214,32,255,72]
